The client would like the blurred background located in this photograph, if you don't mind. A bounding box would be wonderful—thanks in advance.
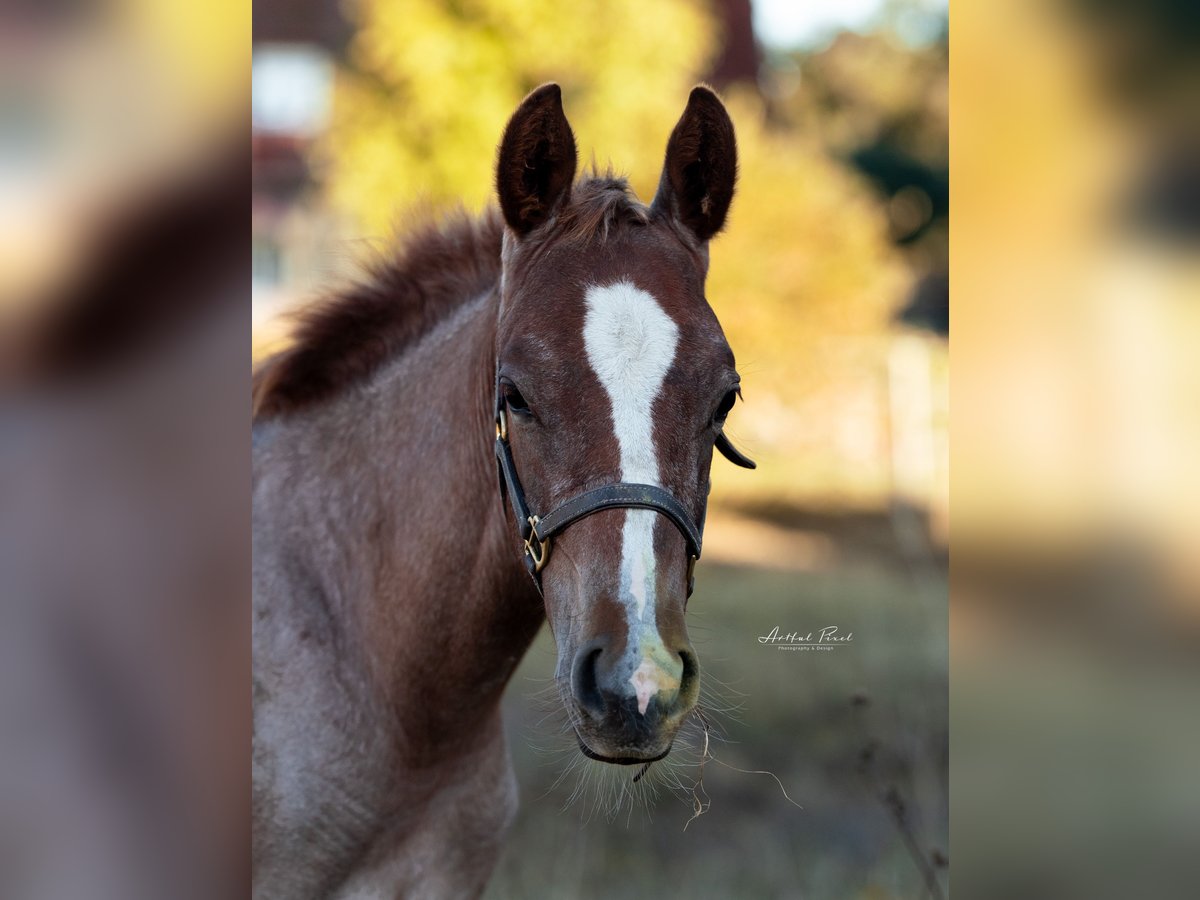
[252,1,949,898]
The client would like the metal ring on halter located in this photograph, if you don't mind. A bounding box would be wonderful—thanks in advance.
[523,516,550,573]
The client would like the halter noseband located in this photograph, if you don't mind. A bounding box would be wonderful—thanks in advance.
[493,374,755,597]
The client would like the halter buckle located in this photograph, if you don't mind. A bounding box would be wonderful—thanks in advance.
[524,515,551,573]
[495,409,508,442]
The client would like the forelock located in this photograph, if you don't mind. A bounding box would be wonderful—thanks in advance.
[555,171,650,243]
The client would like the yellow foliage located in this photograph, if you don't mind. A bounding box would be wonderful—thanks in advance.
[320,0,716,235]
[706,89,913,507]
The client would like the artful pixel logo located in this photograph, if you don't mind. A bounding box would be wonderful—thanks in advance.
[757,626,854,651]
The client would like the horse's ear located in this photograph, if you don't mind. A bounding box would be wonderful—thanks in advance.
[651,86,737,242]
[496,83,577,236]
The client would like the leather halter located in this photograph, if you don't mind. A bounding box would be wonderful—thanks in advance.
[493,374,755,596]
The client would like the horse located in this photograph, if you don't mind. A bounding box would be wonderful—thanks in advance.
[252,83,752,898]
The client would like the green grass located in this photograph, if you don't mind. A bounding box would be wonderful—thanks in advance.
[486,547,948,899]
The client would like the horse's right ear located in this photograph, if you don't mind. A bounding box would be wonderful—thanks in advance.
[496,83,577,237]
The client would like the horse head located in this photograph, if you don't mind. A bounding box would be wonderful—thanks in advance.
[492,84,746,764]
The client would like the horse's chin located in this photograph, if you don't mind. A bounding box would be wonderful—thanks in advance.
[575,730,673,766]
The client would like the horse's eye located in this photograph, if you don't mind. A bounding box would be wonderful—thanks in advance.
[502,382,532,415]
[713,388,738,425]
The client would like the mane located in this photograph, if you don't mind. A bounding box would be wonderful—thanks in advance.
[252,207,503,420]
[252,175,648,421]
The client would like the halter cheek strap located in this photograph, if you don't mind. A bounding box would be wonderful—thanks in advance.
[492,376,755,596]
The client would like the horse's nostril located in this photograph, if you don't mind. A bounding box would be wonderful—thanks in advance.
[679,648,698,680]
[571,643,606,717]
[675,648,701,711]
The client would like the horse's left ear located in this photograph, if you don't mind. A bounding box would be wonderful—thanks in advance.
[496,83,578,237]
[651,85,738,243]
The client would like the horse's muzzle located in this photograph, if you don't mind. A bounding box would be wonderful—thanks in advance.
[565,638,700,762]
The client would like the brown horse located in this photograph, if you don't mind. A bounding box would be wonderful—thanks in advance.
[252,83,749,898]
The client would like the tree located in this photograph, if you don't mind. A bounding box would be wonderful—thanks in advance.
[318,0,716,235]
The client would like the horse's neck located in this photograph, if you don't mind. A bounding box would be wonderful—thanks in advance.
[285,290,543,760]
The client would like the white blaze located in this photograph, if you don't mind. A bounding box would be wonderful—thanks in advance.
[583,280,680,715]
